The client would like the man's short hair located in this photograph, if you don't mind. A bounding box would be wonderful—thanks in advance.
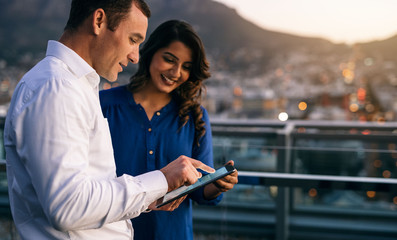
[64,0,151,32]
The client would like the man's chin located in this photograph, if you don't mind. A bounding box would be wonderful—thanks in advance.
[102,74,118,83]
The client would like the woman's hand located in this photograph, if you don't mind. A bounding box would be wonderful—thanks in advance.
[203,160,238,200]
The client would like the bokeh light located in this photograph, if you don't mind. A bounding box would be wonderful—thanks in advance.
[278,112,289,121]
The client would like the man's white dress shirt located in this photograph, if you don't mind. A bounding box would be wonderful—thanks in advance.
[4,40,168,239]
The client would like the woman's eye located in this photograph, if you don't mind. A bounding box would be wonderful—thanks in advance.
[163,57,174,63]
[183,64,192,71]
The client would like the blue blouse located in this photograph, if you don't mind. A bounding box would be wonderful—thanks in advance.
[99,85,222,240]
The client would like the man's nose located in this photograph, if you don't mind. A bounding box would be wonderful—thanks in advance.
[128,48,139,64]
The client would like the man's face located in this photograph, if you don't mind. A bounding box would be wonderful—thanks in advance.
[94,4,148,82]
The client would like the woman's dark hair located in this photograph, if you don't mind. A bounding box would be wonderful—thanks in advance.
[64,0,151,32]
[128,20,211,146]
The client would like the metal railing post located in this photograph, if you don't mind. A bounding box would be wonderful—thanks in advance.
[275,123,294,240]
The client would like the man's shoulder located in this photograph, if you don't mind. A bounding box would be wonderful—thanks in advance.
[7,56,90,125]
[22,56,75,91]
[16,55,92,110]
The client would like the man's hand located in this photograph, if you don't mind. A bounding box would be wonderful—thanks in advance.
[160,155,215,192]
[148,195,188,211]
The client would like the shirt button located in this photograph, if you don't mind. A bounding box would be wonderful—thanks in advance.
[149,150,153,155]
[148,128,152,132]
[156,112,161,116]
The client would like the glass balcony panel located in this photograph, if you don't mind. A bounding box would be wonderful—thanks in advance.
[213,136,278,172]
[291,139,397,214]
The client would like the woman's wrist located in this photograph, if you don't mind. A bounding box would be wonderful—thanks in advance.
[203,183,222,200]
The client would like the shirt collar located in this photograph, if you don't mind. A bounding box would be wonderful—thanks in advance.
[128,89,177,113]
[46,40,100,89]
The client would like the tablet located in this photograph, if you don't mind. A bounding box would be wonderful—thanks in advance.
[156,165,236,208]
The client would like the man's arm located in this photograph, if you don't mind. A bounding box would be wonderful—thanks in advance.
[12,80,168,231]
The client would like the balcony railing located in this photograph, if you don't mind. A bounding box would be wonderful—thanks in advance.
[1,118,397,240]
[193,119,397,240]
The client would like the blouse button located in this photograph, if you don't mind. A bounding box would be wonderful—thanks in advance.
[156,112,161,116]
[148,128,152,132]
[149,150,154,155]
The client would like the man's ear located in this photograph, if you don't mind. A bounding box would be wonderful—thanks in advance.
[92,8,107,35]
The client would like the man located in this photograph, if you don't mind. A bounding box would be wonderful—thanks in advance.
[4,0,214,239]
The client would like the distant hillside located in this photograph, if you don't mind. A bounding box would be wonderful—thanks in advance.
[357,35,397,62]
[0,0,389,76]
[0,0,71,64]
[147,0,347,75]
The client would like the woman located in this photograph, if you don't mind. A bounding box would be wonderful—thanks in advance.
[100,20,238,239]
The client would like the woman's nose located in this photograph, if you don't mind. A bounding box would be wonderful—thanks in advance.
[170,64,182,79]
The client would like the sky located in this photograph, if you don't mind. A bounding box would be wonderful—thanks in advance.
[214,0,397,44]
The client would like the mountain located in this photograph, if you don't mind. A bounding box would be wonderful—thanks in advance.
[356,35,397,62]
[146,0,347,75]
[0,0,70,65]
[0,0,385,76]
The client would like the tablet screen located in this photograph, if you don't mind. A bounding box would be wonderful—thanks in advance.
[156,165,236,208]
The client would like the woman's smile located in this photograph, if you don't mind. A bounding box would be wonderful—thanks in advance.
[161,74,178,85]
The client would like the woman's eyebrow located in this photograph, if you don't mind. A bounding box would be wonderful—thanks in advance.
[164,52,179,60]
[164,52,193,64]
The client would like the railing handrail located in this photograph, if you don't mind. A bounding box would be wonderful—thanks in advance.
[210,118,397,132]
[238,171,397,192]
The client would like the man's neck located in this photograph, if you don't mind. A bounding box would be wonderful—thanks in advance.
[59,29,93,67]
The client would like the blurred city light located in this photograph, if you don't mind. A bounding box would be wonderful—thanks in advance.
[298,101,308,111]
[278,112,288,121]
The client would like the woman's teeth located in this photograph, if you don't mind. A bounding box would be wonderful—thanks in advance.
[162,74,176,84]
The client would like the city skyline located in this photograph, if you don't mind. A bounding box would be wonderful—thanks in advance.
[214,0,397,44]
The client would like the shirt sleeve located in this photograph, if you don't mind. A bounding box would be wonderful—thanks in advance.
[188,107,223,205]
[11,79,168,231]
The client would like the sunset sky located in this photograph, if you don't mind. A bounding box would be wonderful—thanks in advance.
[214,0,397,44]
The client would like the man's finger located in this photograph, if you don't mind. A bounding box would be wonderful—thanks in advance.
[190,159,215,173]
[195,164,215,173]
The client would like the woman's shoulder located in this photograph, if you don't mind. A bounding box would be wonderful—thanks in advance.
[200,105,209,121]
[200,105,208,112]
[99,85,130,106]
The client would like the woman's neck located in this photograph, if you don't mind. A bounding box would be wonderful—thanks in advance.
[133,86,171,121]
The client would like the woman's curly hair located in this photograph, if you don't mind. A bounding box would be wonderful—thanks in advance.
[127,20,210,146]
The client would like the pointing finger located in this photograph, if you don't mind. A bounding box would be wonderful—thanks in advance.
[190,159,215,173]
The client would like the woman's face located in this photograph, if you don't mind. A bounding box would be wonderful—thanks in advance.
[149,41,193,94]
